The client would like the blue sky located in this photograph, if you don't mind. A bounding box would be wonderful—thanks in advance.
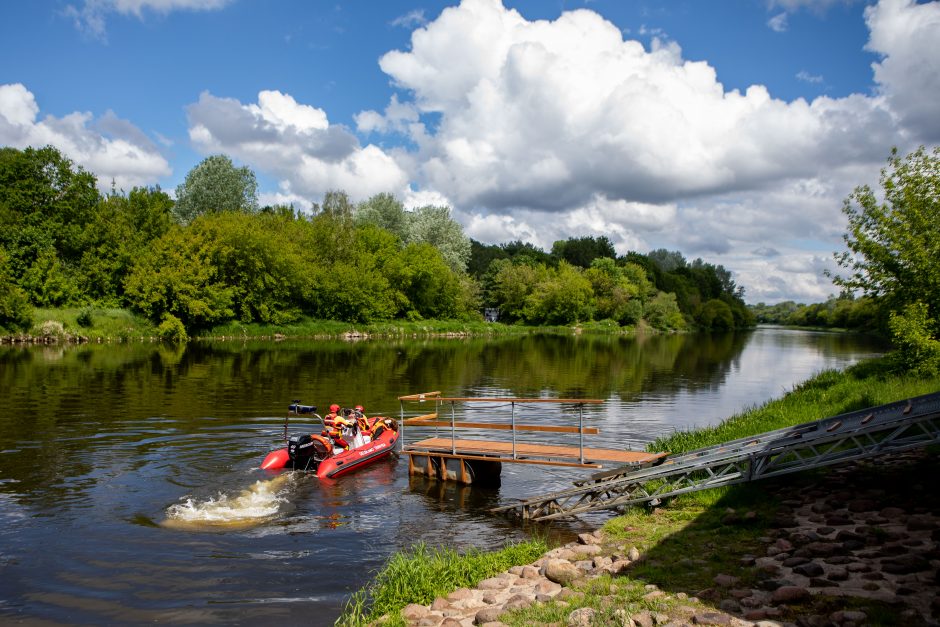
[1,0,938,304]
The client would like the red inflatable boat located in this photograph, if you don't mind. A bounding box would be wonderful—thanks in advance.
[260,402,399,480]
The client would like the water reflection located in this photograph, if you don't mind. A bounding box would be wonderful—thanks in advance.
[0,327,886,624]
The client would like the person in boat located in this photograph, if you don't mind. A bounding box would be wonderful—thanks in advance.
[352,405,372,438]
[323,403,341,427]
[324,415,353,451]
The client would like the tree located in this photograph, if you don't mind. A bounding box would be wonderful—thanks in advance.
[407,205,471,274]
[551,236,615,268]
[0,249,32,332]
[830,146,940,370]
[355,193,408,240]
[173,155,259,224]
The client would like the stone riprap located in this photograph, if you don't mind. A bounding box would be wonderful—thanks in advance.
[385,451,939,627]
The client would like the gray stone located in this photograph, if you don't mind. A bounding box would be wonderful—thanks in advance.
[503,593,533,610]
[792,562,824,577]
[474,606,503,625]
[567,607,596,627]
[882,554,930,574]
[632,611,654,627]
[430,597,451,611]
[692,612,732,625]
[544,559,582,585]
[713,573,739,587]
[628,546,641,561]
[771,586,811,604]
[401,603,429,621]
[476,577,506,590]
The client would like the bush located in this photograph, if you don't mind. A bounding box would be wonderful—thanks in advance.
[77,308,94,328]
[157,314,189,343]
[888,301,940,375]
[0,285,33,332]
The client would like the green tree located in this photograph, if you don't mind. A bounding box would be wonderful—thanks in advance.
[522,262,594,325]
[699,299,735,331]
[407,205,471,274]
[0,146,99,305]
[355,193,408,240]
[551,236,615,268]
[831,146,940,369]
[173,155,259,225]
[0,249,32,332]
[584,257,642,325]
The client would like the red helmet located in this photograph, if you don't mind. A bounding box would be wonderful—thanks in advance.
[354,405,364,412]
[329,404,340,413]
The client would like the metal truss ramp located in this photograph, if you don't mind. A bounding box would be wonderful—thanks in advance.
[491,391,940,522]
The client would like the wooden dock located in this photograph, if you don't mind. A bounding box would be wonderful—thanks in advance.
[398,392,666,484]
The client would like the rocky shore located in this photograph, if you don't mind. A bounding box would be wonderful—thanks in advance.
[389,451,940,626]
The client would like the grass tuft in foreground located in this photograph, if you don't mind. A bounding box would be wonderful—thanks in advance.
[337,539,549,626]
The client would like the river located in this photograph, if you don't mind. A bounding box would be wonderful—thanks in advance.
[0,326,886,625]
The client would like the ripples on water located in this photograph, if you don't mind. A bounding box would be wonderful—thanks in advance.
[0,328,887,624]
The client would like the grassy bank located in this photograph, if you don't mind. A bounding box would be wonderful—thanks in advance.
[3,307,593,343]
[339,358,940,625]
[338,540,550,626]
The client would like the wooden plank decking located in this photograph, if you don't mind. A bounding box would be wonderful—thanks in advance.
[404,437,666,468]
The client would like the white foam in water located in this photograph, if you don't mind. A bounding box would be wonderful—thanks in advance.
[163,475,291,530]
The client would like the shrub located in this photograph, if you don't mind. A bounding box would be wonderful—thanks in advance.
[157,314,189,343]
[77,308,94,328]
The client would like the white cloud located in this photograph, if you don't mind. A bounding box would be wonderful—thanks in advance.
[350,0,938,303]
[796,70,823,83]
[0,83,171,191]
[865,0,940,140]
[185,90,409,204]
[767,12,789,32]
[64,0,232,40]
[391,9,426,29]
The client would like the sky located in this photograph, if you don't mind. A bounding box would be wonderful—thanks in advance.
[1,0,938,305]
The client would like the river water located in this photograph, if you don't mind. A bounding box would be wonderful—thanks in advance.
[0,327,886,625]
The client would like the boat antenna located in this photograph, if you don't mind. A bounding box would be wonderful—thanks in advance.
[287,400,299,443]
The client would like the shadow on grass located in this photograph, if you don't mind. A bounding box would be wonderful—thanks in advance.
[603,452,939,625]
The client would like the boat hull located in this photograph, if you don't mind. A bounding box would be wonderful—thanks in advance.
[260,428,398,479]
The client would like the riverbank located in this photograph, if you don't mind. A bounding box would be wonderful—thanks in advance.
[0,307,643,345]
[339,359,940,626]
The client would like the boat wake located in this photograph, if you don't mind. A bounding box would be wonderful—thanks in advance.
[162,474,294,531]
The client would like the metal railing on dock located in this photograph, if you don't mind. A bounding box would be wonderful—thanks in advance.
[491,391,940,521]
[397,392,665,483]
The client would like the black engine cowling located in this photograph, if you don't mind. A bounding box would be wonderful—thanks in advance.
[287,434,332,466]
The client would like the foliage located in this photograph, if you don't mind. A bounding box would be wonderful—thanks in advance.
[157,313,189,343]
[173,155,259,225]
[522,261,594,325]
[888,301,940,375]
[831,146,940,359]
[550,235,615,268]
[0,249,32,332]
[0,145,100,307]
[644,291,686,331]
[583,257,645,325]
[698,299,734,331]
[406,205,471,273]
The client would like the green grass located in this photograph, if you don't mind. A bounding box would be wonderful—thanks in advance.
[197,317,573,339]
[649,359,940,455]
[337,539,549,626]
[26,307,159,341]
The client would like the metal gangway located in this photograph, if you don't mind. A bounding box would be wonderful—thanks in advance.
[492,391,940,522]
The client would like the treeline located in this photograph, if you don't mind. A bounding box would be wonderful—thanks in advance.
[0,145,753,339]
[749,296,882,331]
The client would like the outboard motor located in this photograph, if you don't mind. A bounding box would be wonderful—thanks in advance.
[287,434,332,470]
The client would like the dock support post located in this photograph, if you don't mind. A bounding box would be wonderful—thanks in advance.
[451,401,456,455]
[400,399,405,452]
[511,401,516,459]
[579,403,584,465]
